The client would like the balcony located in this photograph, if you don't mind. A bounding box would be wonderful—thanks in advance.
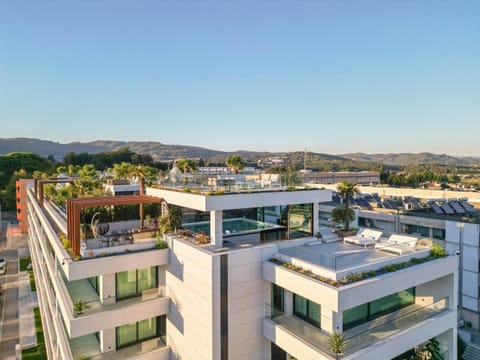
[70,333,170,360]
[265,297,451,358]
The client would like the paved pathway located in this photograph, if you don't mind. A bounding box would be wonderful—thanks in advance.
[0,248,20,360]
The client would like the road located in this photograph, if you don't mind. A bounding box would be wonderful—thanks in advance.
[0,219,20,360]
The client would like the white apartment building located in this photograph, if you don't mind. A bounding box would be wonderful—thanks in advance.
[26,182,458,359]
[317,192,480,359]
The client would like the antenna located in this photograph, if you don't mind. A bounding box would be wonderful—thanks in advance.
[304,148,307,170]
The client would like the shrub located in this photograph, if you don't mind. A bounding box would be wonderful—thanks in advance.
[430,243,448,258]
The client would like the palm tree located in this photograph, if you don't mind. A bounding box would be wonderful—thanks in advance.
[176,158,197,184]
[336,181,360,231]
[128,164,154,229]
[226,154,245,174]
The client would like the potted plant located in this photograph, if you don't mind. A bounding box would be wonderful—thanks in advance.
[74,300,91,316]
[329,331,348,359]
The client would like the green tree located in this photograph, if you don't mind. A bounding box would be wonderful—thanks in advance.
[336,181,360,231]
[226,154,245,174]
[176,158,197,174]
[331,205,355,230]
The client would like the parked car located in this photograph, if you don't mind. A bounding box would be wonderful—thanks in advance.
[0,257,6,275]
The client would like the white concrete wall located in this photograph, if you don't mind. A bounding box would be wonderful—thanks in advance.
[166,239,220,360]
[66,248,169,281]
[100,274,116,305]
[147,187,332,212]
[228,245,274,359]
[100,328,116,353]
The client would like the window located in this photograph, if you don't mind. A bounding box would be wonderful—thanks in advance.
[294,294,321,328]
[116,267,158,300]
[88,276,99,295]
[271,284,284,312]
[116,316,165,349]
[343,288,415,330]
[289,203,313,239]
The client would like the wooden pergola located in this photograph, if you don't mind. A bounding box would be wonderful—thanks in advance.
[66,195,164,255]
[35,178,75,206]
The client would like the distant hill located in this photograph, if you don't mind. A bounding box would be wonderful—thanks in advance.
[340,152,480,166]
[0,138,478,167]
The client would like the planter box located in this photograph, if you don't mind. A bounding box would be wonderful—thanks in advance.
[131,229,158,240]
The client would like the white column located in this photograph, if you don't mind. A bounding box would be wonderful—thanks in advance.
[210,210,223,247]
[99,328,116,353]
[284,290,293,315]
[100,274,116,305]
[312,202,319,235]
[323,307,337,333]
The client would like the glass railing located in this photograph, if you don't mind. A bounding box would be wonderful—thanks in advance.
[266,297,450,358]
[343,297,450,356]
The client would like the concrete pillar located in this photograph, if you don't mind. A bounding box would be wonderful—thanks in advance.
[210,210,223,247]
[312,202,319,235]
[100,274,116,305]
[322,307,337,333]
[99,328,116,353]
[284,290,293,315]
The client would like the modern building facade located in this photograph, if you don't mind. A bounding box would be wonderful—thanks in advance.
[317,190,480,357]
[26,180,458,359]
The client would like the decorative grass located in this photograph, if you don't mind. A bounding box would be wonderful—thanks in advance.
[21,308,46,360]
[19,257,36,292]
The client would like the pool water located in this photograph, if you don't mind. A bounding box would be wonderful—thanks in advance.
[182,217,277,236]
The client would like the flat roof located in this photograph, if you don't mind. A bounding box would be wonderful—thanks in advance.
[279,242,396,271]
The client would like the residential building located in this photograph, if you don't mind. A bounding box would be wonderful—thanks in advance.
[317,190,480,358]
[26,178,458,359]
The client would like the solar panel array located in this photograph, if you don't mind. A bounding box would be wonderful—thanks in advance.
[329,191,477,215]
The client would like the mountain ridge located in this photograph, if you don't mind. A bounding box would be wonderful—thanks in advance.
[0,138,478,166]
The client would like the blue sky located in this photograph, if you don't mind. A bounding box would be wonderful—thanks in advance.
[0,0,479,155]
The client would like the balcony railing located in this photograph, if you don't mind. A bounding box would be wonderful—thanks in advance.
[266,297,450,358]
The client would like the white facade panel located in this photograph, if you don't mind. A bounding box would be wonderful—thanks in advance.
[462,295,479,312]
[445,221,460,244]
[462,270,479,299]
[463,245,479,272]
[464,223,480,247]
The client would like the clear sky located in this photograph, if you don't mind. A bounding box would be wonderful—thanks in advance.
[0,0,479,155]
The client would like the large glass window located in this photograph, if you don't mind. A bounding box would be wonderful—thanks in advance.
[343,288,415,330]
[116,316,165,349]
[116,267,158,300]
[289,204,312,239]
[117,322,137,347]
[293,294,321,328]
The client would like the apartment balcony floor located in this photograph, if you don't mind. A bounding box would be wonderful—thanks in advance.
[64,277,165,317]
[70,333,168,359]
[266,297,450,358]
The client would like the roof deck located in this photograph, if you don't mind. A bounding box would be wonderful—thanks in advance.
[275,233,433,281]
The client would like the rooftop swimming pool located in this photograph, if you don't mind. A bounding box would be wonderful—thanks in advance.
[182,217,283,236]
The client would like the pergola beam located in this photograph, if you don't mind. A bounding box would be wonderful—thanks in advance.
[66,195,164,256]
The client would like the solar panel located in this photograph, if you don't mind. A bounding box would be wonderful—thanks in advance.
[450,202,465,214]
[440,203,455,214]
[373,195,381,202]
[431,203,444,214]
[461,201,476,212]
[383,203,393,209]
